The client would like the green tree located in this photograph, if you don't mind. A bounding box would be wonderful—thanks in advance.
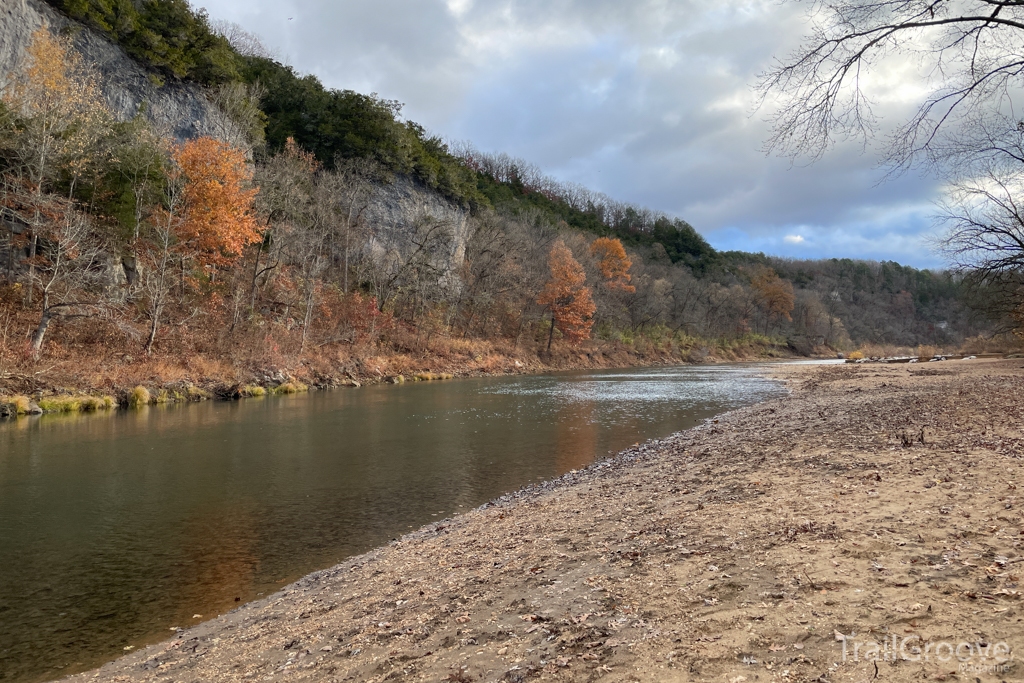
[46,0,240,85]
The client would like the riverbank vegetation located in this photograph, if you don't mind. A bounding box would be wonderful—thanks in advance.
[0,17,1015,412]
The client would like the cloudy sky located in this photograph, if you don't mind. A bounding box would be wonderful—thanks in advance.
[197,0,946,268]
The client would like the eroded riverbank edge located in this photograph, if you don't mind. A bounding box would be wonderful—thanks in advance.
[1,340,807,417]
[61,359,1024,683]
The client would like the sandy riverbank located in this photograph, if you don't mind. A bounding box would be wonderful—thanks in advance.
[61,359,1024,683]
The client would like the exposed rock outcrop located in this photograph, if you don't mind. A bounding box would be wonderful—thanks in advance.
[364,175,471,293]
[0,0,237,141]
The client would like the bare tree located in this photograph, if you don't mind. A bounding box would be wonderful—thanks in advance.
[139,171,183,355]
[27,200,107,357]
[252,140,317,319]
[2,28,109,306]
[324,159,379,294]
[208,80,268,155]
[209,19,278,60]
[365,213,455,317]
[942,169,1024,275]
[757,0,1024,169]
[109,116,166,270]
[759,1,1024,328]
[939,163,1024,329]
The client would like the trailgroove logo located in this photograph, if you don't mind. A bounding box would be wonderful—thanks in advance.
[839,634,1011,673]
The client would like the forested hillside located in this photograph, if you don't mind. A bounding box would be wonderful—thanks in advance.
[0,3,1008,405]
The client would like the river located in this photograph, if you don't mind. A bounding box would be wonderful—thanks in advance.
[0,363,787,682]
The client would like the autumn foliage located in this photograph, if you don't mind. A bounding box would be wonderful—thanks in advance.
[590,237,635,292]
[537,241,596,349]
[172,137,261,265]
[750,267,795,334]
[2,29,108,174]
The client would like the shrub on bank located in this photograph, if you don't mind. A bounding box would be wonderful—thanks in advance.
[0,395,33,416]
[186,385,212,401]
[272,382,308,395]
[12,395,31,414]
[128,386,151,407]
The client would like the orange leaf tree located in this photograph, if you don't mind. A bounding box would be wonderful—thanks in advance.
[536,240,596,352]
[171,137,261,268]
[137,137,260,353]
[749,267,794,335]
[589,237,635,292]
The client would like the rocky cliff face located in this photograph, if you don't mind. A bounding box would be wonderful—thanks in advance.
[0,0,237,141]
[364,176,471,292]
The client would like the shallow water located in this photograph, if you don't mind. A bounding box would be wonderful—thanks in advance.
[0,364,786,682]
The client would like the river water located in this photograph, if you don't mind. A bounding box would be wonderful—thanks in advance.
[0,364,786,682]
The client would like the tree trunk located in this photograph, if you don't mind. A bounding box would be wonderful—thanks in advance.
[26,233,37,306]
[145,303,161,355]
[299,283,316,356]
[30,308,53,359]
[5,224,13,282]
[343,228,349,294]
[249,242,262,313]
[546,310,556,355]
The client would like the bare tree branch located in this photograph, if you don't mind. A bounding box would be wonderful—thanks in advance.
[757,0,1024,169]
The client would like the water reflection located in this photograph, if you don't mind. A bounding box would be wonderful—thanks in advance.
[0,364,786,682]
[175,504,260,624]
[555,398,599,473]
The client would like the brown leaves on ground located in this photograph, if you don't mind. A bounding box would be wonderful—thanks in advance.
[65,360,1024,683]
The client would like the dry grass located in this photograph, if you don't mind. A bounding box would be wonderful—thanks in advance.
[272,381,308,395]
[1,395,33,415]
[128,386,151,408]
[186,385,212,401]
[12,395,31,413]
[959,333,1024,355]
[855,342,920,358]
[412,372,454,381]
[36,394,116,413]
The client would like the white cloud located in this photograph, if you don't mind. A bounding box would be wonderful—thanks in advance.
[784,234,805,244]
